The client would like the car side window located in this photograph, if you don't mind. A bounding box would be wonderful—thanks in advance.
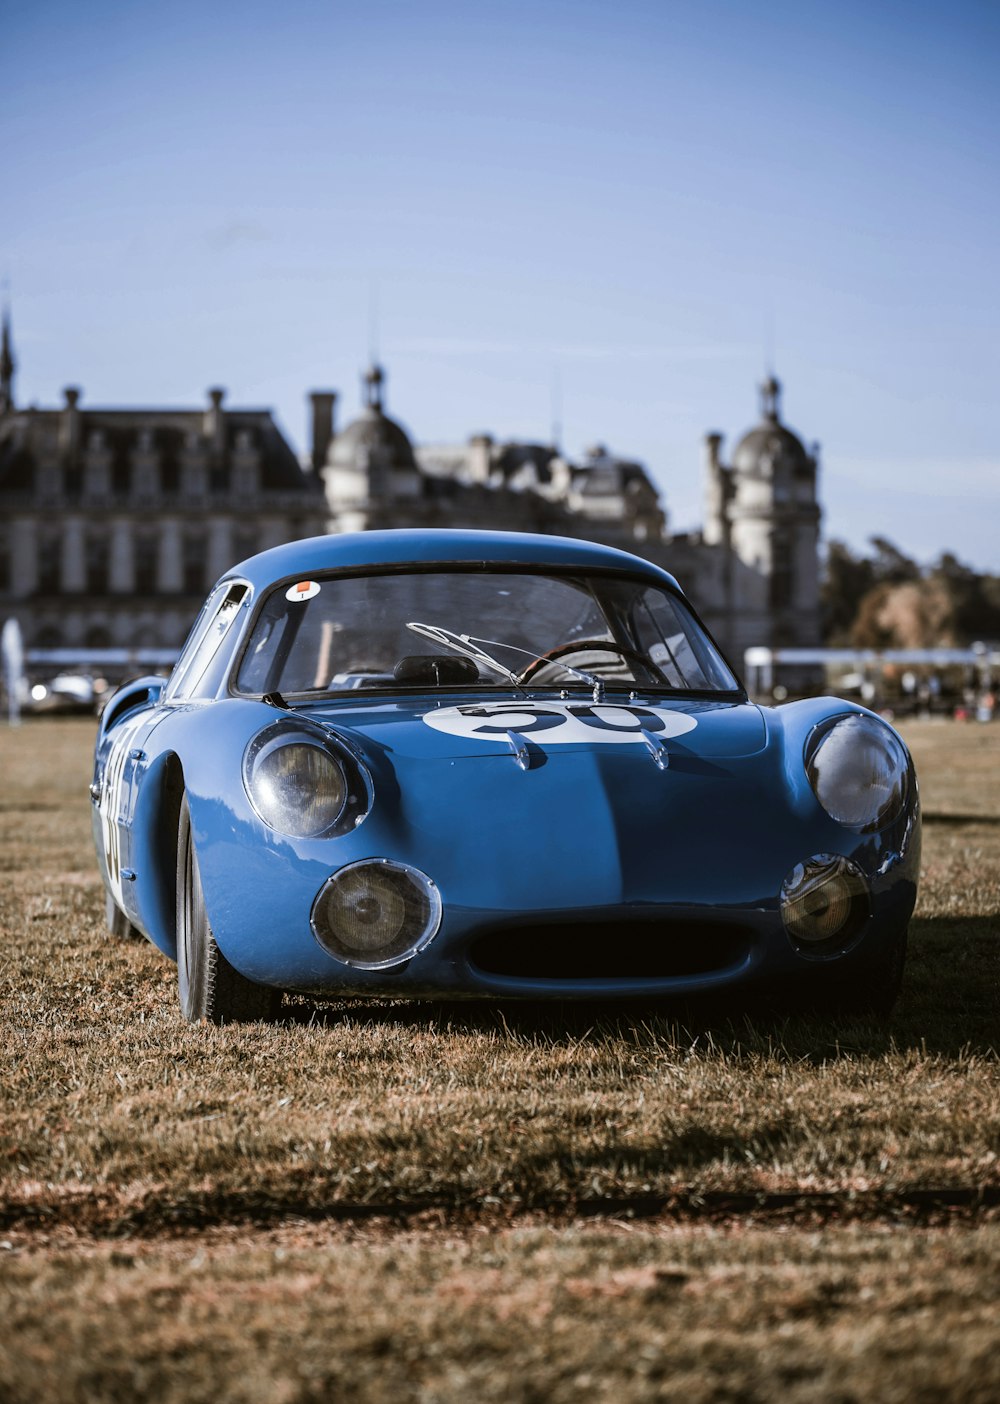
[629,587,738,691]
[165,583,250,701]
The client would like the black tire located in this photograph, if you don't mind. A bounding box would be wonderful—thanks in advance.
[176,796,281,1024]
[105,891,141,941]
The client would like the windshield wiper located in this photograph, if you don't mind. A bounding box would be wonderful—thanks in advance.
[406,622,614,695]
[405,622,532,694]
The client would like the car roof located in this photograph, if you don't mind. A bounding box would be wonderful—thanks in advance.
[225,529,683,594]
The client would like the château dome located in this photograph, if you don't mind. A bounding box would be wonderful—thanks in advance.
[731,375,813,477]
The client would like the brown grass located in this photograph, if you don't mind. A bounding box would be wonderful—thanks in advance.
[1,715,999,1400]
[3,1220,999,1403]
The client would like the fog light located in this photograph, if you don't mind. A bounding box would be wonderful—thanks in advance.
[781,854,870,952]
[311,859,442,970]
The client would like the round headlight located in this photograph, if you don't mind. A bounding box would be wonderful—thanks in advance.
[806,713,909,831]
[311,859,442,969]
[244,721,363,838]
[781,853,870,952]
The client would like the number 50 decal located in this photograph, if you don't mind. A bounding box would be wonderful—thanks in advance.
[423,702,697,746]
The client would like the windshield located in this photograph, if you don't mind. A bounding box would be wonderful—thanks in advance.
[233,569,741,697]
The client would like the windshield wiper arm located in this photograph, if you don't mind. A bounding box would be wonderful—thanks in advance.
[406,622,528,694]
[462,633,604,689]
[406,622,614,695]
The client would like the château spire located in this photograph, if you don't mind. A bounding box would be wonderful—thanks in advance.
[0,303,15,415]
[759,374,781,423]
[363,363,385,412]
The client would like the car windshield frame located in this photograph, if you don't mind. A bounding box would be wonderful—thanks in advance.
[228,563,746,702]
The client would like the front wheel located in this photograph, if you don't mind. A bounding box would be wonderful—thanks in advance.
[176,797,281,1024]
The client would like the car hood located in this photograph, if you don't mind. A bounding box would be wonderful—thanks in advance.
[268,693,777,914]
[298,694,767,761]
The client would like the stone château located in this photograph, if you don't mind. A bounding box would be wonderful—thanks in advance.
[0,311,821,670]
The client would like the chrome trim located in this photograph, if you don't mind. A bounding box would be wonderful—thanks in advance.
[506,729,530,771]
[641,729,670,770]
[876,805,918,875]
[310,858,443,970]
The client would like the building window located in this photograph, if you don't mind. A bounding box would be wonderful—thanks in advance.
[233,528,257,565]
[160,453,180,495]
[134,532,159,595]
[182,533,207,594]
[37,533,62,594]
[86,534,110,594]
[770,539,794,610]
[112,448,131,496]
[85,625,113,649]
[232,460,258,497]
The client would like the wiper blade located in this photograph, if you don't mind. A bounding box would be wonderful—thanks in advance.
[406,623,613,696]
[406,622,527,695]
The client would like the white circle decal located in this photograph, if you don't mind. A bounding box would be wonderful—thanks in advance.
[423,701,698,746]
[285,580,321,602]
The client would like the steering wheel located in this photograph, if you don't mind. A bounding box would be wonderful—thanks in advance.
[518,639,666,685]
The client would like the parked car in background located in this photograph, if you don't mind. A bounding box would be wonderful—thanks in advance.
[29,672,104,714]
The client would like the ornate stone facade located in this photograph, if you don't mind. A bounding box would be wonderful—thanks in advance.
[0,315,821,669]
[0,317,324,654]
[319,364,821,661]
[316,365,668,548]
[693,374,822,658]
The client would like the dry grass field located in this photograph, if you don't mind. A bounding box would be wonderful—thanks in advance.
[1,715,998,1401]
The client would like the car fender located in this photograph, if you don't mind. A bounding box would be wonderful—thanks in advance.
[760,696,921,935]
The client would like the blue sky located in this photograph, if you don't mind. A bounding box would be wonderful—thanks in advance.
[3,0,998,567]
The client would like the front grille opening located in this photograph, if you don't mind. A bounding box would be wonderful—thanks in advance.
[468,921,750,982]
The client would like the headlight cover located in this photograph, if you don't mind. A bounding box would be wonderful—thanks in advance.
[311,859,442,969]
[243,719,368,838]
[781,853,870,953]
[805,713,910,832]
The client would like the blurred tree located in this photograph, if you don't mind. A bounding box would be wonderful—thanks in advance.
[822,540,875,643]
[851,578,952,648]
[823,541,1000,648]
[868,537,920,584]
[927,553,1000,642]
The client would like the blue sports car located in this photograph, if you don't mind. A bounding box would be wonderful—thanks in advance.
[92,529,920,1022]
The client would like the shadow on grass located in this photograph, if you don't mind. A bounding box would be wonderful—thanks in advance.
[280,916,998,1062]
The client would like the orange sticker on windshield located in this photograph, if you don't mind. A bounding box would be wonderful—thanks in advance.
[285,580,321,602]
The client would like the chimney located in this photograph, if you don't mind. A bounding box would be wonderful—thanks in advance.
[703,432,723,473]
[548,453,572,497]
[205,387,226,455]
[0,307,15,415]
[702,432,729,546]
[310,391,337,472]
[467,432,493,485]
[60,386,82,462]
